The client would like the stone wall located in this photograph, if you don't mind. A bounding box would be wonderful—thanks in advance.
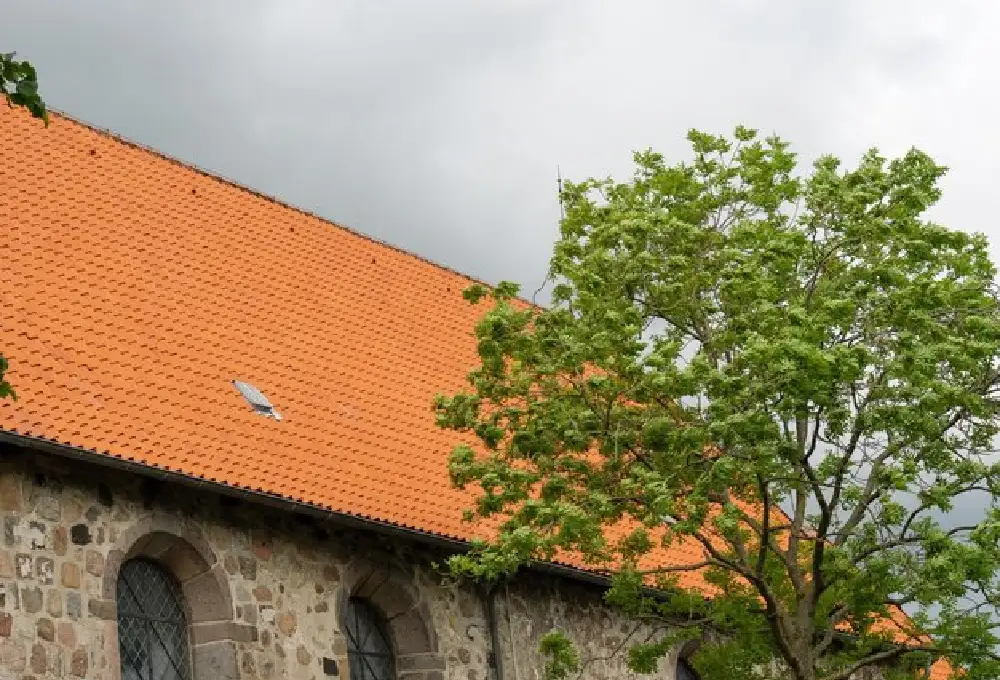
[0,443,683,680]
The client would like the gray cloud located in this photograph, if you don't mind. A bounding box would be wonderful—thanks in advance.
[7,0,996,288]
[5,0,1000,531]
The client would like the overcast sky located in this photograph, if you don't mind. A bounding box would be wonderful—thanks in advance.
[5,0,999,292]
[6,0,1000,590]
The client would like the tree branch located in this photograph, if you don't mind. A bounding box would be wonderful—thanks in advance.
[683,528,810,680]
[755,472,770,577]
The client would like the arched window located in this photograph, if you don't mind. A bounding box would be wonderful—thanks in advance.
[343,596,395,680]
[676,658,699,680]
[116,559,192,680]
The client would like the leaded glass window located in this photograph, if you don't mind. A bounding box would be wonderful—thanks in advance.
[343,597,395,680]
[677,658,699,680]
[117,559,192,680]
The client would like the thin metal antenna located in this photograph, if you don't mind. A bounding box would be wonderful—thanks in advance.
[557,165,565,220]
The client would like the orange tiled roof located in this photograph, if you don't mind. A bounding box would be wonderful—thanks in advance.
[0,108,955,677]
[0,106,708,568]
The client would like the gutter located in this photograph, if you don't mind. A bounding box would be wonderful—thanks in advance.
[483,582,506,680]
[0,430,614,589]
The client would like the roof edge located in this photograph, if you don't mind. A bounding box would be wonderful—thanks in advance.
[0,429,606,588]
[43,107,544,309]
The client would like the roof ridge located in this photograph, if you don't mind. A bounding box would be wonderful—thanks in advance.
[46,107,542,307]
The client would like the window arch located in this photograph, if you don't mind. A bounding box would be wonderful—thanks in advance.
[116,558,192,680]
[343,596,395,680]
[676,658,700,680]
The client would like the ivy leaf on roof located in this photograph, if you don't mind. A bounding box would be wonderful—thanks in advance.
[436,127,1000,680]
[0,355,14,401]
[0,49,46,403]
[1,52,48,125]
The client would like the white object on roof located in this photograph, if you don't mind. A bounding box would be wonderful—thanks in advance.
[232,380,283,421]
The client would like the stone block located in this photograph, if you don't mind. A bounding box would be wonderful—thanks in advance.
[182,566,232,623]
[241,650,257,676]
[2,518,17,550]
[398,653,447,671]
[46,588,62,617]
[57,621,76,647]
[277,612,297,636]
[101,549,124,599]
[347,561,389,599]
[238,556,257,580]
[26,522,45,550]
[15,553,30,579]
[133,530,178,559]
[70,647,88,677]
[193,640,239,680]
[53,526,67,556]
[69,525,91,546]
[35,557,53,585]
[0,476,22,511]
[21,586,42,613]
[370,578,416,619]
[35,494,61,522]
[63,499,83,523]
[84,550,103,577]
[159,542,210,583]
[190,621,233,645]
[0,639,25,671]
[65,592,81,619]
[393,607,436,656]
[243,603,258,625]
[61,562,80,589]
[29,642,45,675]
[0,551,13,579]
[87,598,116,620]
[36,617,54,642]
[252,532,273,561]
[190,621,258,645]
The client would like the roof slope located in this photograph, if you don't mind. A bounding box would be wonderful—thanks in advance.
[1,106,502,538]
[1,107,714,566]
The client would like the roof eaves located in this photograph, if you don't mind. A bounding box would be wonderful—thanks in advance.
[0,428,606,587]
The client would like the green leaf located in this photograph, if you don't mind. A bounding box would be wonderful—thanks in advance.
[1,50,48,125]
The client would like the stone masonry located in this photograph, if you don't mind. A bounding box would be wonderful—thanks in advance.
[0,442,685,680]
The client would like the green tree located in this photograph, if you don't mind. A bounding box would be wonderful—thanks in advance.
[1,51,46,401]
[435,127,1000,680]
